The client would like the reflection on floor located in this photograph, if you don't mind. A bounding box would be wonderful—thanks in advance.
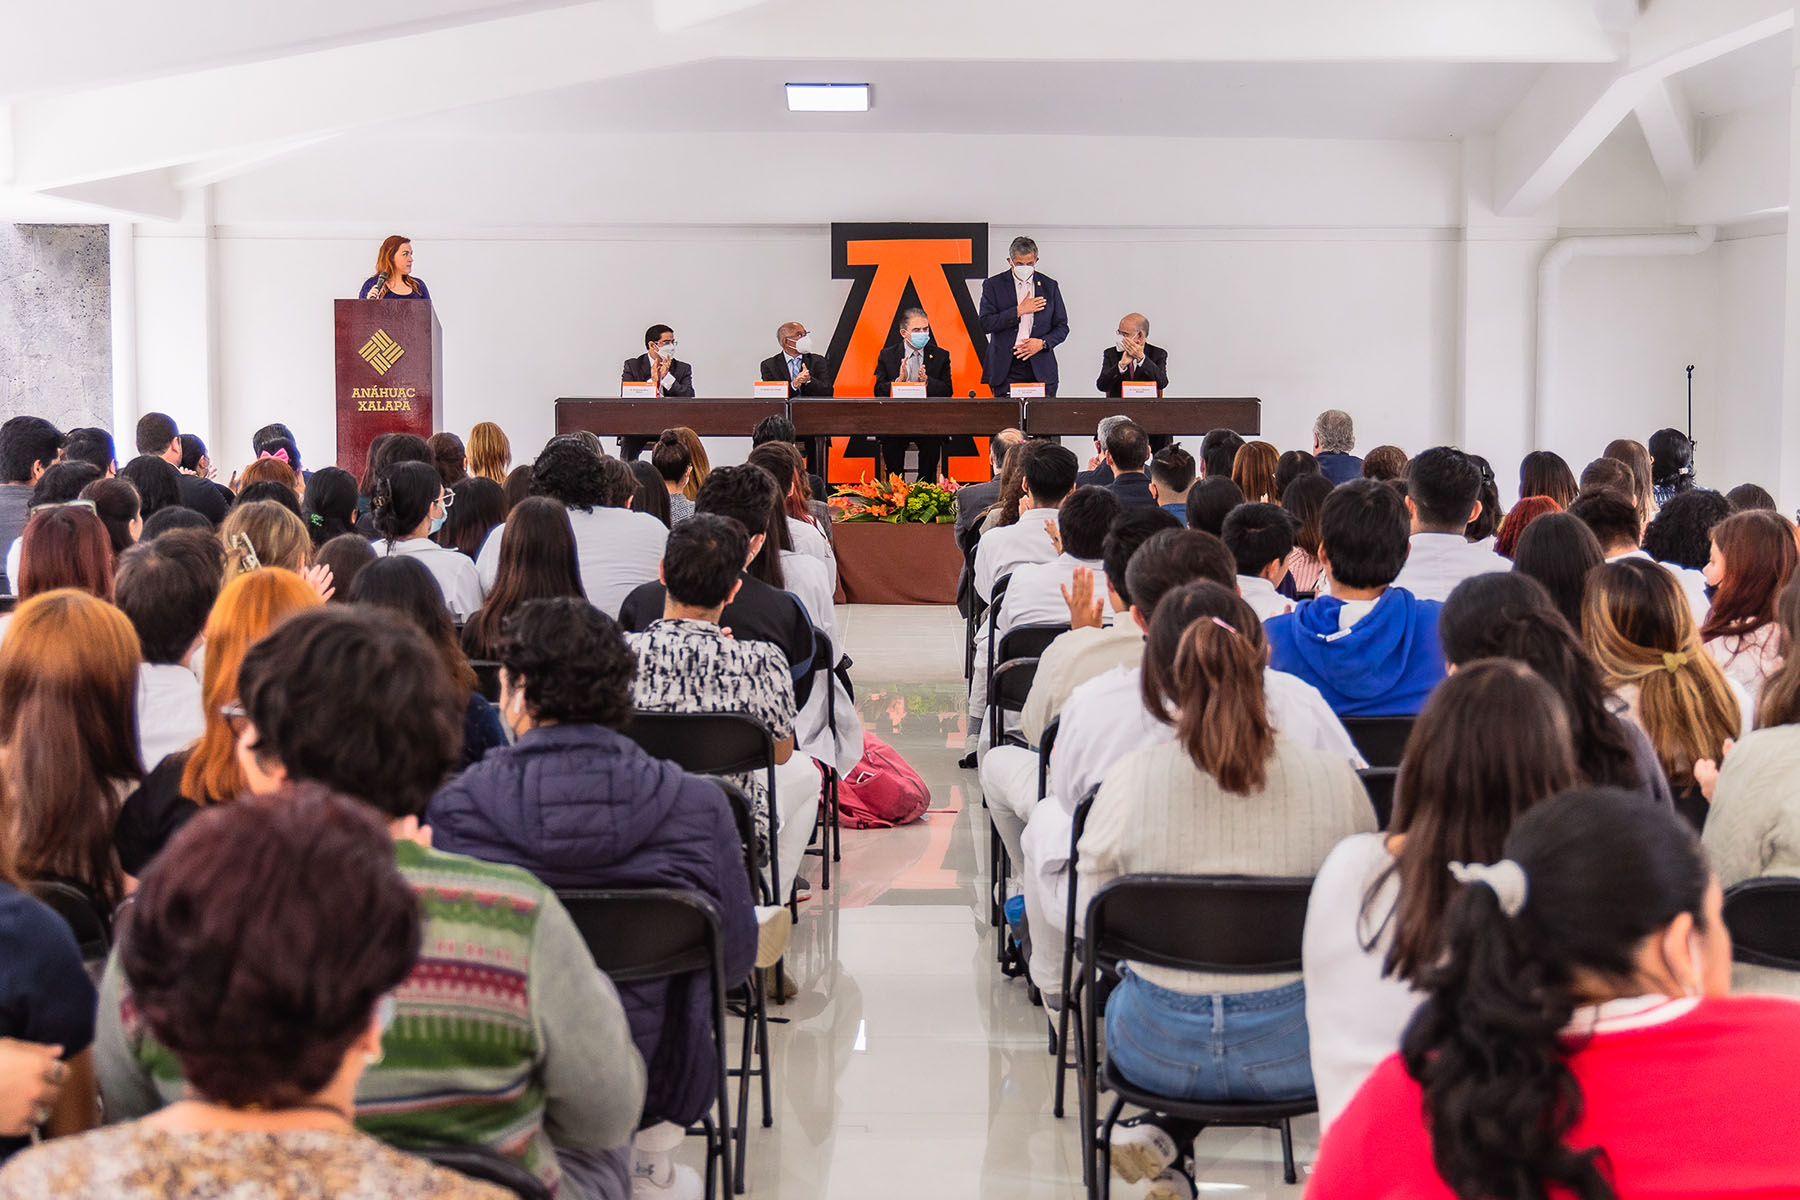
[693,604,1315,1198]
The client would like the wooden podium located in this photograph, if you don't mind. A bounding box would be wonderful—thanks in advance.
[333,299,442,473]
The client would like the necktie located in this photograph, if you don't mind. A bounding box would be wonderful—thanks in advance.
[789,357,800,382]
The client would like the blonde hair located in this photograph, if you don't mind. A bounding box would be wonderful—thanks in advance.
[1583,558,1739,786]
[1230,441,1280,504]
[468,422,512,482]
[221,501,311,577]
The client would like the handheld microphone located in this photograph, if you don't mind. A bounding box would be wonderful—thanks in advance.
[368,271,388,300]
[968,390,976,399]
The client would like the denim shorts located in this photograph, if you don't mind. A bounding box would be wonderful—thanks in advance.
[1104,969,1313,1103]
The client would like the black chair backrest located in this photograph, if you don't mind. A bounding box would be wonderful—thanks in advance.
[1357,766,1398,831]
[559,888,723,983]
[709,777,769,896]
[413,1143,553,1200]
[991,657,1040,715]
[996,622,1067,664]
[1339,716,1416,768]
[0,594,16,615]
[1723,877,1800,971]
[28,880,109,963]
[1086,875,1314,975]
[469,659,503,703]
[1037,717,1060,801]
[623,710,776,779]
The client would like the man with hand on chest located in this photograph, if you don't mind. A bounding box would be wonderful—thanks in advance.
[978,236,1069,398]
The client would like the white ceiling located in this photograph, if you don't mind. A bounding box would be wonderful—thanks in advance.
[1673,30,1792,120]
[410,59,1550,140]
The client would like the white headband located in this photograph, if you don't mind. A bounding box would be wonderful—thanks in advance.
[1448,859,1529,918]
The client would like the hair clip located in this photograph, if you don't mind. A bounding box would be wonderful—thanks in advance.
[229,532,262,572]
[1662,650,1688,674]
[258,448,291,466]
[1448,859,1529,918]
[1209,616,1240,636]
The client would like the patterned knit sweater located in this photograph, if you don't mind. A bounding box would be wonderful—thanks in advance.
[94,842,645,1196]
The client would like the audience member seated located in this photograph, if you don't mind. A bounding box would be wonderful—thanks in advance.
[747,441,835,583]
[0,416,64,592]
[114,531,223,771]
[0,762,99,1161]
[477,439,667,618]
[428,431,468,488]
[437,476,506,561]
[978,508,1178,870]
[1700,510,1796,699]
[468,421,512,483]
[141,506,214,541]
[1311,410,1362,484]
[1279,472,1332,596]
[12,505,114,612]
[1303,660,1578,1132]
[626,515,819,904]
[1604,437,1657,524]
[116,456,183,523]
[173,432,232,524]
[1583,559,1747,813]
[1311,790,1800,1199]
[1075,415,1131,487]
[1463,455,1502,548]
[1570,487,1711,624]
[251,423,308,481]
[97,608,646,1199]
[60,428,116,477]
[237,454,302,506]
[1100,421,1156,510]
[977,441,1030,535]
[1266,479,1447,717]
[78,477,140,556]
[1222,502,1296,621]
[628,460,671,527]
[429,597,772,1195]
[670,427,709,502]
[1579,454,1638,506]
[349,558,507,767]
[1649,426,1699,505]
[5,788,506,1199]
[1359,444,1407,483]
[113,569,322,876]
[1229,439,1279,504]
[313,534,374,604]
[1182,475,1244,537]
[300,466,358,547]
[1511,510,1602,631]
[1088,588,1376,1198]
[1198,427,1246,482]
[1391,447,1507,602]
[461,497,584,661]
[651,431,695,524]
[1273,449,1320,502]
[368,462,482,622]
[1147,445,1195,523]
[3,461,102,589]
[1492,494,1559,559]
[1518,449,1579,508]
[221,500,312,578]
[1,591,142,934]
[1728,482,1777,512]
[954,429,1025,540]
[355,433,432,532]
[1642,488,1732,610]
[1020,572,1362,1002]
[972,441,1078,604]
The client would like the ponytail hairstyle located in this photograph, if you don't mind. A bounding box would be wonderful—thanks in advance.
[746,440,817,527]
[1141,581,1273,794]
[1402,788,1709,1200]
[300,466,359,547]
[1583,558,1738,787]
[1464,454,1503,543]
[1371,659,1578,983]
[672,427,710,502]
[1700,509,1799,643]
[1439,572,1641,793]
[1755,571,1800,729]
[993,440,1028,528]
[371,460,442,544]
[651,429,693,485]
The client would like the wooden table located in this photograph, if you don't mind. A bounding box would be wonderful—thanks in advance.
[790,398,1022,481]
[555,397,789,438]
[1022,398,1262,437]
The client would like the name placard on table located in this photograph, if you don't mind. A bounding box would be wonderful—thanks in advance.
[1121,380,1160,399]
[1009,382,1047,399]
[889,382,928,399]
[621,381,657,398]
[752,380,789,400]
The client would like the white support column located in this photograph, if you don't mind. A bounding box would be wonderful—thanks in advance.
[1780,34,1800,510]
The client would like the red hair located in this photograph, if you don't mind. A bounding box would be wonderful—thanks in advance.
[18,507,114,601]
[1702,510,1800,642]
[1495,495,1562,560]
[374,235,417,290]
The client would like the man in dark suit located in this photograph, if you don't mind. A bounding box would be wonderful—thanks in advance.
[976,236,1068,397]
[618,323,695,459]
[760,321,834,478]
[1096,313,1169,397]
[872,308,952,481]
[1102,420,1157,510]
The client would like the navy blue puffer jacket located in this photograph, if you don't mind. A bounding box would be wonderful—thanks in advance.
[427,722,758,1125]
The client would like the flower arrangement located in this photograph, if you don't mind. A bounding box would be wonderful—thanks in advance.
[829,474,960,524]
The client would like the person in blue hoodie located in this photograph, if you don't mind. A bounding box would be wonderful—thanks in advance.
[1265,478,1446,716]
[427,595,771,1198]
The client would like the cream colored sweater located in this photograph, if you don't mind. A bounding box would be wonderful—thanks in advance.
[1076,732,1376,994]
[1701,724,1800,997]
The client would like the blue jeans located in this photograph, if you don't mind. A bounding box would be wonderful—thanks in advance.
[1104,970,1313,1103]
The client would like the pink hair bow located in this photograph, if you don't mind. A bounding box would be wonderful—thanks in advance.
[258,448,291,466]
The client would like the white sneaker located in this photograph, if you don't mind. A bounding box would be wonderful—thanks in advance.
[1145,1162,1197,1200]
[754,905,792,969]
[632,1162,702,1200]
[1109,1116,1179,1184]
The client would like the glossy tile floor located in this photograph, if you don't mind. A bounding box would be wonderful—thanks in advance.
[692,604,1318,1199]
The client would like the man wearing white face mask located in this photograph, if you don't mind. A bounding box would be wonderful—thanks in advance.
[760,321,834,399]
[619,324,695,460]
[1097,312,1170,398]
[873,308,952,481]
[978,235,1069,398]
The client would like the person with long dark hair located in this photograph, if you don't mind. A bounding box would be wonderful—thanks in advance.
[1280,471,1332,596]
[354,432,431,531]
[1518,450,1578,508]
[299,466,358,548]
[1303,660,1580,1130]
[1512,510,1603,632]
[1604,437,1657,523]
[627,459,670,527]
[435,476,505,561]
[370,461,482,622]
[77,478,140,556]
[461,498,584,661]
[1648,426,1697,505]
[1092,582,1375,1196]
[1700,509,1798,697]
[1312,789,1800,1199]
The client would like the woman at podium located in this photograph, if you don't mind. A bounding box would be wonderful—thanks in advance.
[358,236,430,300]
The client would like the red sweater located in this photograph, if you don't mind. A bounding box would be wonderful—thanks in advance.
[1309,995,1800,1199]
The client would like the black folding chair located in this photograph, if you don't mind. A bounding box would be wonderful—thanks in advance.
[1339,715,1416,768]
[413,1144,553,1200]
[1724,877,1800,972]
[559,889,736,1200]
[984,621,1067,946]
[1357,766,1398,831]
[28,879,109,965]
[1036,718,1060,804]
[469,659,503,703]
[1081,875,1317,1192]
[709,779,775,1180]
[624,711,782,899]
[1053,787,1099,1130]
[805,626,839,891]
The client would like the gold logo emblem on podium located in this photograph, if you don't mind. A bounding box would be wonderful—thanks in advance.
[358,330,405,375]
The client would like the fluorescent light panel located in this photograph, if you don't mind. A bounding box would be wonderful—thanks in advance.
[785,83,870,112]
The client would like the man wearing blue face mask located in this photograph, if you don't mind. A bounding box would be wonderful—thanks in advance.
[873,307,952,481]
[977,235,1069,397]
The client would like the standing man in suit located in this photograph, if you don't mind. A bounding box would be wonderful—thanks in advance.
[618,324,695,460]
[977,236,1068,397]
[873,308,952,481]
[761,321,834,479]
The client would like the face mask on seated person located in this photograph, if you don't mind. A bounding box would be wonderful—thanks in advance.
[793,335,813,356]
[908,330,930,350]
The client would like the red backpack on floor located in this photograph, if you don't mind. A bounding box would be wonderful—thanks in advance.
[837,732,931,828]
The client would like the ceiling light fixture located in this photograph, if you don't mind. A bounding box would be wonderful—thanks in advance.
[785,83,871,113]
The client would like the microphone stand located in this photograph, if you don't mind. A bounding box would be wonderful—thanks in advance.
[1686,364,1695,478]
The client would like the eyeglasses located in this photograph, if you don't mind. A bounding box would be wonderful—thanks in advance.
[438,490,455,510]
[655,340,679,351]
[219,701,251,739]
[27,499,97,516]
